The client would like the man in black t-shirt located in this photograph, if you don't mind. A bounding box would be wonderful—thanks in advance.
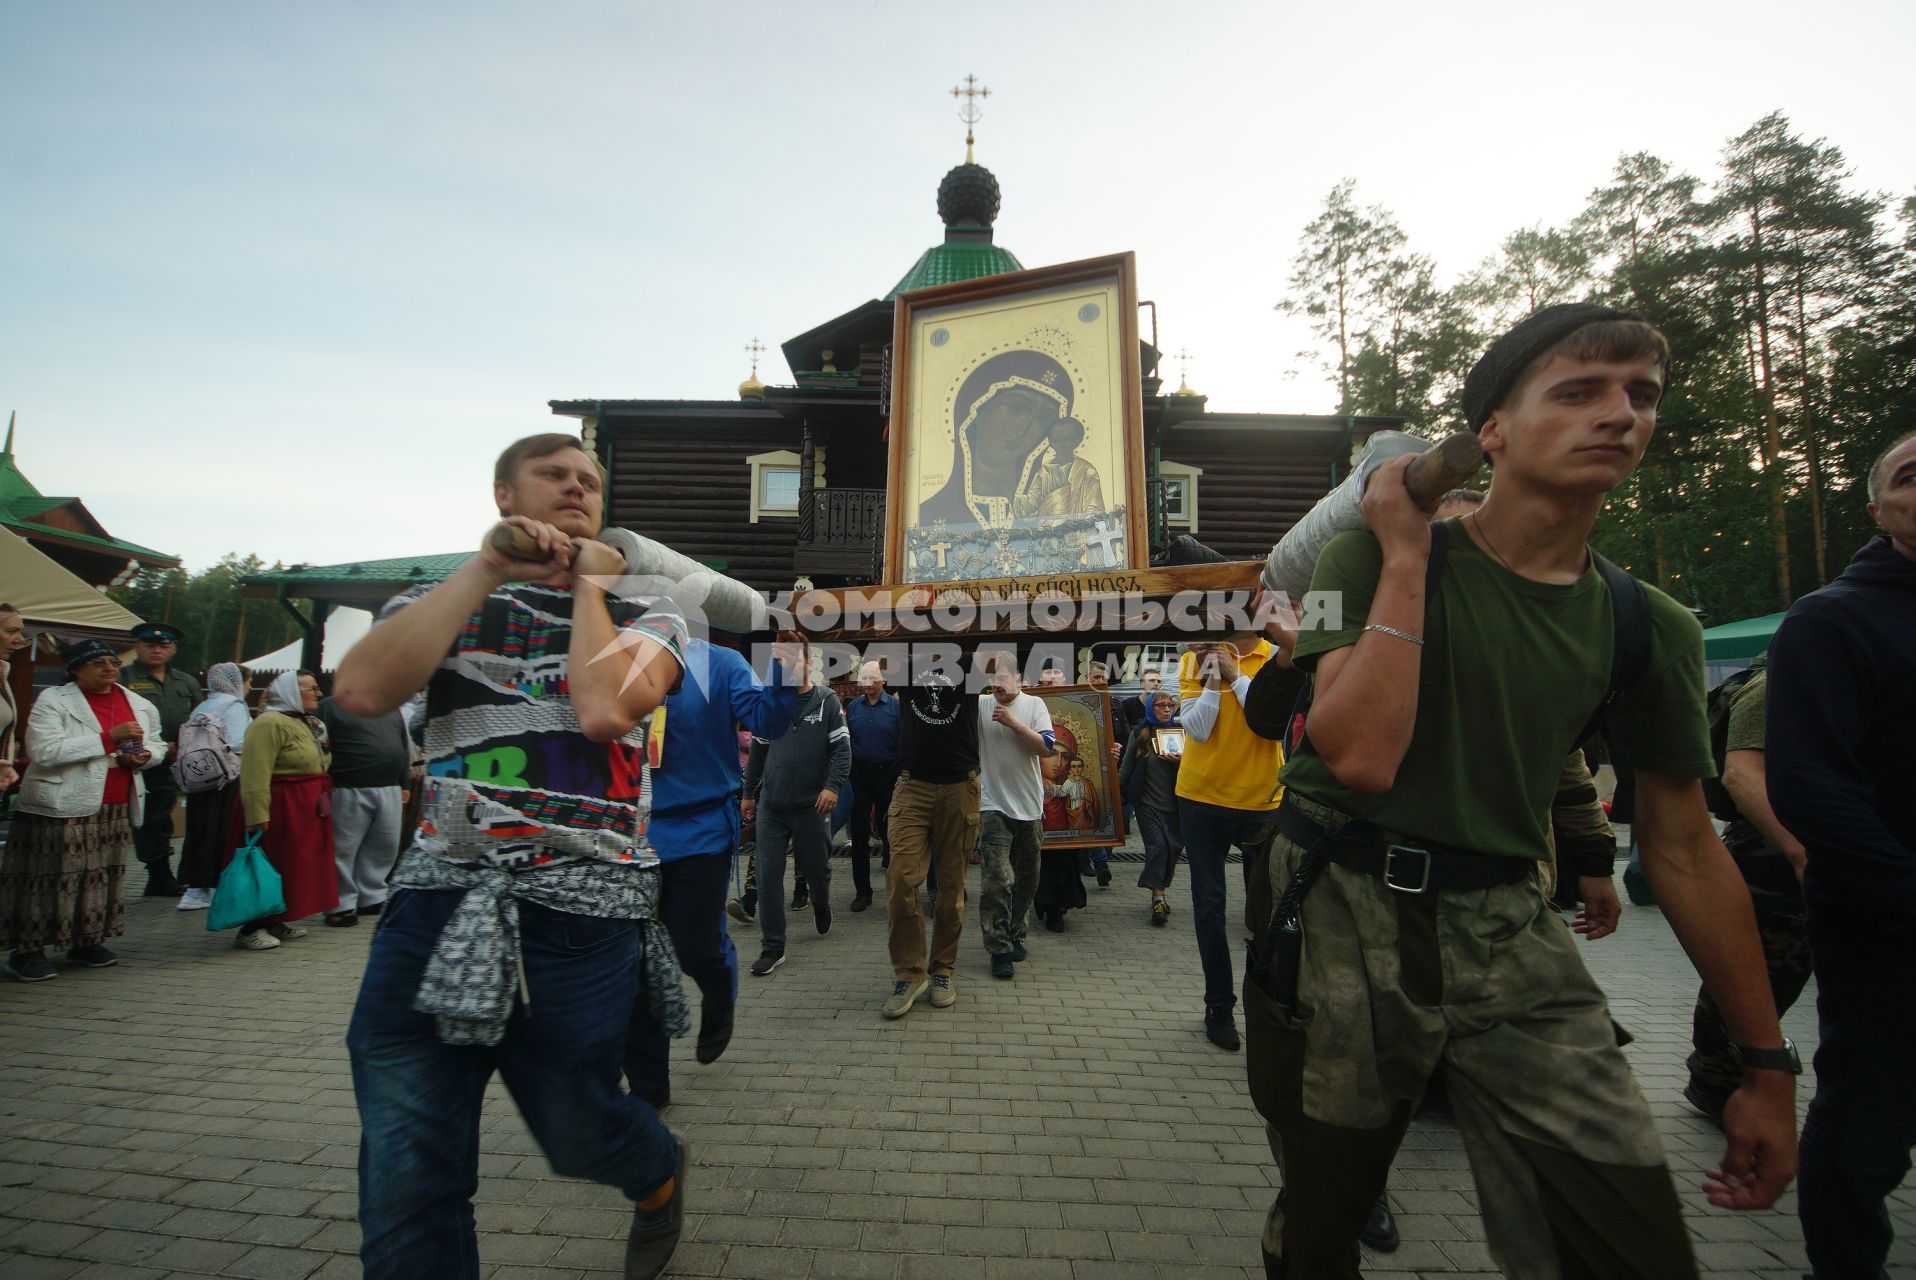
[881,664,981,1020]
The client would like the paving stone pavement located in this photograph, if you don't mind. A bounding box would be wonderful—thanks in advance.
[0,852,1910,1280]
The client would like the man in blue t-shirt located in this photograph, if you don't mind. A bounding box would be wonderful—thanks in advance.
[624,635,797,1108]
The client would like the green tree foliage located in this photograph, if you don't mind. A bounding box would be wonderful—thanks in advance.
[107,554,302,673]
[1278,115,1909,623]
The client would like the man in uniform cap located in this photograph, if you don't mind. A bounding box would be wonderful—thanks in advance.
[120,622,202,897]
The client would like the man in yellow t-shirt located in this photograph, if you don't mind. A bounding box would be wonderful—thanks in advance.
[1176,637,1285,1051]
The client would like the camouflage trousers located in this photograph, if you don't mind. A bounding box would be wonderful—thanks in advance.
[1686,904,1811,1117]
[1244,793,1695,1279]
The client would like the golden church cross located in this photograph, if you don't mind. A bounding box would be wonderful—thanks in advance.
[950,74,991,162]
[744,338,765,378]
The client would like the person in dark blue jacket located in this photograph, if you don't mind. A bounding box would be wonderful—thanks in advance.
[844,658,901,912]
[1766,429,1916,1279]
[623,635,798,1109]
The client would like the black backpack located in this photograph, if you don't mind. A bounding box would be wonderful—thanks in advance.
[1699,657,1765,823]
[1287,521,1653,786]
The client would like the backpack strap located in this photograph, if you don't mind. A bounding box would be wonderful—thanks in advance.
[1573,549,1652,756]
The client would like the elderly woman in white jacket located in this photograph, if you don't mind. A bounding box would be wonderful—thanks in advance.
[0,639,167,982]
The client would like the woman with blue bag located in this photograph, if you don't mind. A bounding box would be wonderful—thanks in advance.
[222,670,336,951]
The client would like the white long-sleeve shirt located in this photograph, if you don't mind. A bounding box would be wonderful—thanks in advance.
[1180,675,1253,742]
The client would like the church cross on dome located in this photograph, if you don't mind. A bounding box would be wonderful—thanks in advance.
[950,74,991,163]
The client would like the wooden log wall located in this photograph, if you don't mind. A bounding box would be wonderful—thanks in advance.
[607,422,801,595]
[1160,434,1339,562]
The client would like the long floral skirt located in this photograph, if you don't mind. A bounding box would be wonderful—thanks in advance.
[0,805,131,952]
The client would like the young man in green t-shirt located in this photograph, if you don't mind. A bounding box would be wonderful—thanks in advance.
[1247,305,1798,1278]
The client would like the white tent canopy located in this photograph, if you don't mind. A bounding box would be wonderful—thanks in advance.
[242,606,373,674]
[0,524,145,642]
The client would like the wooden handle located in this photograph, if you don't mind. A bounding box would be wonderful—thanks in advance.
[1402,433,1484,507]
[488,523,572,561]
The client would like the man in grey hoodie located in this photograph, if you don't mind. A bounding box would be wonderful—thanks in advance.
[742,649,851,975]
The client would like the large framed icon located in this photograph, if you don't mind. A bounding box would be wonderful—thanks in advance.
[1031,685,1124,850]
[885,252,1147,586]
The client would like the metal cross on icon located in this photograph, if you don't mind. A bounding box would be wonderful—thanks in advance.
[1085,520,1125,567]
[951,74,991,162]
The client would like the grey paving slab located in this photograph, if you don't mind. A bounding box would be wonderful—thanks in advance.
[0,855,1910,1278]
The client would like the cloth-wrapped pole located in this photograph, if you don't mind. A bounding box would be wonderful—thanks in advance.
[1261,431,1484,601]
[487,524,771,633]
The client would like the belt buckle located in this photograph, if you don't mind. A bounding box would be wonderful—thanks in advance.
[1383,844,1432,894]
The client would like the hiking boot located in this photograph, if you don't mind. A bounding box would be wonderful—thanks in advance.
[6,951,56,982]
[1009,940,1027,962]
[696,1001,734,1065]
[624,1131,688,1280]
[726,897,756,925]
[749,950,784,977]
[65,945,118,968]
[848,891,873,913]
[990,953,1015,980]
[882,977,928,1019]
[1360,1193,1400,1252]
[814,902,832,935]
[1151,899,1170,927]
[1204,1009,1240,1052]
[791,880,810,910]
[928,975,956,1008]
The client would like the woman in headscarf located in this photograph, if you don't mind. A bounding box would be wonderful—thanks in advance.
[916,350,1107,544]
[174,663,253,911]
[1117,689,1184,927]
[225,669,336,950]
[2,639,167,981]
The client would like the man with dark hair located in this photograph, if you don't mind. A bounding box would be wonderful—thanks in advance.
[1766,428,1916,1278]
[334,434,692,1280]
[121,622,200,896]
[1248,305,1797,1277]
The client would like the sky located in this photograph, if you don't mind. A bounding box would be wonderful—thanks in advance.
[3,0,1912,574]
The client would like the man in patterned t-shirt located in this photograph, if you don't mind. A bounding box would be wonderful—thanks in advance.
[334,433,691,1280]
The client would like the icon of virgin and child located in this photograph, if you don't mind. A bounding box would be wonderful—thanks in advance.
[910,348,1124,580]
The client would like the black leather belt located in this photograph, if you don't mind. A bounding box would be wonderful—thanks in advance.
[1274,803,1532,895]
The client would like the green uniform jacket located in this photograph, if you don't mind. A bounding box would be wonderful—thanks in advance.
[120,662,203,742]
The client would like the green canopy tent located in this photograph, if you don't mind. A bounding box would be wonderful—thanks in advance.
[1701,611,1787,661]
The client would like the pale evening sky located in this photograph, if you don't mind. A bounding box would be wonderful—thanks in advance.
[3,0,1910,573]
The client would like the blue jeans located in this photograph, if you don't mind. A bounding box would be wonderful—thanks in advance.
[349,889,679,1280]
[1178,798,1275,1015]
[1799,922,1916,1279]
[623,849,738,1099]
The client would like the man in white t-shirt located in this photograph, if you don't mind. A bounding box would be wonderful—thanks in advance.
[976,652,1056,981]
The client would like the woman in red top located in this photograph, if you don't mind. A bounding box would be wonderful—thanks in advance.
[2,640,167,982]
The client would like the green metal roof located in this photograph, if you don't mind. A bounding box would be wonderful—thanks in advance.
[887,241,1025,299]
[0,449,177,565]
[244,552,475,586]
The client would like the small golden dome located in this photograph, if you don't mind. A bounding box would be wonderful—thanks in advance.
[738,373,767,401]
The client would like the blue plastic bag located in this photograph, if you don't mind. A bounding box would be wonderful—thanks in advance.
[207,832,286,931]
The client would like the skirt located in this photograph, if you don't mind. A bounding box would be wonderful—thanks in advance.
[0,804,131,951]
[178,782,242,889]
[223,773,338,923]
[1034,846,1088,916]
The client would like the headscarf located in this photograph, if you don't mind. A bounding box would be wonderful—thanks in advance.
[206,662,246,699]
[1143,692,1180,729]
[265,670,329,751]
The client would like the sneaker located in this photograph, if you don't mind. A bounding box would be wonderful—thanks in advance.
[324,911,359,928]
[749,950,784,977]
[848,891,873,913]
[176,887,213,912]
[1096,866,1112,888]
[64,945,118,968]
[726,897,756,925]
[265,923,307,941]
[791,880,810,910]
[1150,899,1170,927]
[990,953,1015,980]
[1360,1192,1400,1252]
[6,951,56,982]
[1204,1008,1241,1052]
[625,1131,688,1280]
[696,1001,734,1065]
[928,975,956,1008]
[235,930,281,951]
[882,977,928,1019]
[814,902,832,936]
[1009,941,1027,962]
